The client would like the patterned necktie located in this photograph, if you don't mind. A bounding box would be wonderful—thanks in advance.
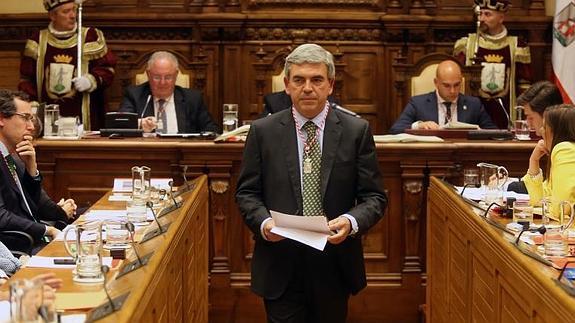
[444,101,452,125]
[302,121,323,217]
[4,155,34,218]
[157,99,167,134]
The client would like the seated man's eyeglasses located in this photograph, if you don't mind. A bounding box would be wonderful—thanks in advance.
[11,112,35,122]
[150,74,176,82]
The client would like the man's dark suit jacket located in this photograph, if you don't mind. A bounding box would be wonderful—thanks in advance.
[0,157,68,244]
[119,82,220,133]
[236,106,387,299]
[259,90,338,118]
[389,91,497,134]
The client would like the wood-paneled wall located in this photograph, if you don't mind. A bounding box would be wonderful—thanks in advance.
[0,0,552,134]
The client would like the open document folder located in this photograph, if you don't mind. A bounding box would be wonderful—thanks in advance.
[270,211,332,251]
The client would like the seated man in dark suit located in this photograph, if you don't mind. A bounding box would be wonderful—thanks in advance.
[119,51,220,134]
[0,90,76,253]
[389,60,497,134]
[260,90,340,118]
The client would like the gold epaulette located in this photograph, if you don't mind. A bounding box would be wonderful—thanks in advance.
[23,39,39,59]
[515,46,531,64]
[453,37,468,56]
[84,28,109,61]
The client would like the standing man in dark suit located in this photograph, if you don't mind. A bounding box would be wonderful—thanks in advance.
[236,44,387,322]
[389,60,496,134]
[0,90,76,252]
[119,51,219,134]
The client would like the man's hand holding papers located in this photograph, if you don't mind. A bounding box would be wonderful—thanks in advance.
[269,211,335,251]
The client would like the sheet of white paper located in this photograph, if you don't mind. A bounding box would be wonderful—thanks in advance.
[83,209,154,222]
[112,178,173,192]
[25,256,112,269]
[269,210,332,251]
[456,184,529,202]
[0,301,9,323]
[108,194,131,202]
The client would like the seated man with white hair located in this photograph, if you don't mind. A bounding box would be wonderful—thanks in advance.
[119,51,220,134]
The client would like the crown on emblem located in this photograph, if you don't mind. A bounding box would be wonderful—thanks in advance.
[474,0,510,12]
[483,54,504,63]
[43,0,74,11]
[53,54,73,64]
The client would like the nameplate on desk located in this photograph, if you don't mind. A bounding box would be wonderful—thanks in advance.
[85,292,130,323]
[140,223,171,243]
[116,252,154,279]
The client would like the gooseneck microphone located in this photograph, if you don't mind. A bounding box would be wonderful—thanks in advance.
[168,180,180,207]
[330,102,360,118]
[514,225,546,245]
[460,182,481,196]
[140,95,152,119]
[497,98,513,130]
[146,201,165,234]
[101,265,116,311]
[125,222,143,266]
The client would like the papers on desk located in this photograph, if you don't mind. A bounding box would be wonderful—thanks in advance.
[112,178,173,193]
[56,291,106,311]
[457,186,530,201]
[443,121,479,130]
[269,211,332,251]
[83,209,154,222]
[373,134,444,143]
[25,256,113,269]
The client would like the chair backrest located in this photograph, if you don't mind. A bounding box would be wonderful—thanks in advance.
[410,62,466,97]
[272,70,286,93]
[135,69,190,88]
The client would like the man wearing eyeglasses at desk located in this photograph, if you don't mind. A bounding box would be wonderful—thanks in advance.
[0,90,77,253]
[119,51,219,134]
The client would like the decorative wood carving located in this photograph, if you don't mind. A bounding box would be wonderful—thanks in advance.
[244,27,382,42]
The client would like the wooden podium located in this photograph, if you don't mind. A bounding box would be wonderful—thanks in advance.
[427,177,575,322]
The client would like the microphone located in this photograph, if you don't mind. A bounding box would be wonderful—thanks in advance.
[497,98,513,130]
[330,102,360,118]
[482,201,502,218]
[168,180,180,207]
[140,95,152,119]
[125,222,143,266]
[146,201,165,234]
[460,182,481,196]
[101,265,116,311]
[514,225,546,245]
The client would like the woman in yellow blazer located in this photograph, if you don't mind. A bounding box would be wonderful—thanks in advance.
[523,104,575,220]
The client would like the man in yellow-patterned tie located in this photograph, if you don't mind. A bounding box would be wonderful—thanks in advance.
[454,0,532,129]
[236,44,387,323]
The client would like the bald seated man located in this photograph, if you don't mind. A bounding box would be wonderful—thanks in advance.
[389,60,496,134]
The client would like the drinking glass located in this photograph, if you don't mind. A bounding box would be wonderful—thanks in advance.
[127,197,147,223]
[43,104,60,137]
[223,104,238,133]
[104,221,130,249]
[477,162,508,204]
[512,200,533,226]
[57,116,79,137]
[463,168,479,186]
[10,278,44,322]
[514,120,530,140]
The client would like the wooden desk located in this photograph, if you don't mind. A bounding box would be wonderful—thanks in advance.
[427,177,575,322]
[34,137,536,322]
[7,175,209,322]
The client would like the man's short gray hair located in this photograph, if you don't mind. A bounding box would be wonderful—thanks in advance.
[147,51,179,71]
[284,44,335,80]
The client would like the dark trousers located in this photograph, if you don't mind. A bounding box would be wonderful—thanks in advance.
[263,246,350,323]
